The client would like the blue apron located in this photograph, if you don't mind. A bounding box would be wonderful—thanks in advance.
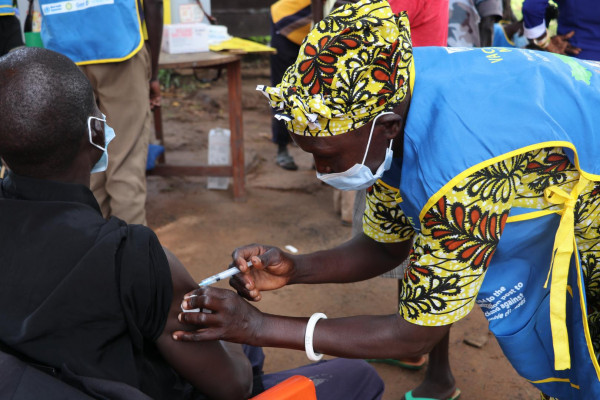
[492,23,514,47]
[0,0,15,16]
[39,0,144,64]
[389,47,600,399]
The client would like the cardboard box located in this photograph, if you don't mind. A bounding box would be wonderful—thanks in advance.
[162,23,209,54]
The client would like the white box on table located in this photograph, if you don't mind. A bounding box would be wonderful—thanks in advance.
[162,23,209,54]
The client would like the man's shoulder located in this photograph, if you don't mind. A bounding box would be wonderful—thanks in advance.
[115,220,168,270]
[110,219,163,252]
[124,221,157,237]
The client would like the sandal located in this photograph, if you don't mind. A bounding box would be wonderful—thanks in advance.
[365,355,427,370]
[404,388,461,400]
[276,153,298,171]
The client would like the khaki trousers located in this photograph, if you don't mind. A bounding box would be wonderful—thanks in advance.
[81,46,152,225]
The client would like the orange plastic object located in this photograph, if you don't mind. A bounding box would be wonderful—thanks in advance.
[250,375,317,400]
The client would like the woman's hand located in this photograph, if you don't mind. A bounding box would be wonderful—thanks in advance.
[174,286,264,343]
[228,244,296,301]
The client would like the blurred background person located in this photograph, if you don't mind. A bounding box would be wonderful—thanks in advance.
[0,0,23,56]
[37,0,163,224]
[448,0,502,47]
[522,0,600,61]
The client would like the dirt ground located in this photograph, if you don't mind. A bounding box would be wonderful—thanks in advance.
[146,58,539,399]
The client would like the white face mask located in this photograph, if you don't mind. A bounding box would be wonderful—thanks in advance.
[316,112,395,191]
[87,114,116,174]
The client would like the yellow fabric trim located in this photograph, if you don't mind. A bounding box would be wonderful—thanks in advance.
[210,37,276,53]
[375,179,403,202]
[286,25,312,46]
[574,247,600,381]
[76,39,144,65]
[543,175,589,370]
[270,0,311,24]
[394,192,403,203]
[163,0,171,24]
[409,57,415,96]
[75,0,145,66]
[418,141,600,223]
[506,209,558,223]
[140,0,148,40]
[377,179,399,192]
[0,5,14,15]
[528,377,580,389]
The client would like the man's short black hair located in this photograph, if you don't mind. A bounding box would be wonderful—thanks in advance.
[0,47,96,177]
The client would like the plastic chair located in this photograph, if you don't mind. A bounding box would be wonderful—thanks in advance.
[250,375,317,400]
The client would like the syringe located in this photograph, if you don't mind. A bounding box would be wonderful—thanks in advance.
[198,261,253,287]
[181,261,253,313]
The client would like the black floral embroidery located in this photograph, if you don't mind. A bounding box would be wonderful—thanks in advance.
[399,274,463,320]
[525,151,575,194]
[582,253,600,306]
[364,181,414,241]
[454,154,528,203]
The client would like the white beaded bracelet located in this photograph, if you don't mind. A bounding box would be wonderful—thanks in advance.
[305,312,327,361]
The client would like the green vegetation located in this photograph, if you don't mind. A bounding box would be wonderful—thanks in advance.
[158,68,180,91]
[246,35,271,45]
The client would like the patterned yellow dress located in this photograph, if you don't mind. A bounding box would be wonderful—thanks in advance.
[364,147,600,368]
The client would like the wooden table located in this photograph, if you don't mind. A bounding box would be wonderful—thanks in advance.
[150,51,246,201]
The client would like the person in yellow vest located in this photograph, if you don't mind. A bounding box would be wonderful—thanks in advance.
[37,0,163,225]
[0,0,23,56]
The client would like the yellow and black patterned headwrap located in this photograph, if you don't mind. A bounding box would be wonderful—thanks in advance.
[258,0,413,137]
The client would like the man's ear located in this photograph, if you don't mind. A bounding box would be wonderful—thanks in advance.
[89,118,105,148]
[378,115,403,140]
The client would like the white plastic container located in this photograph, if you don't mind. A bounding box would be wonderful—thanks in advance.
[207,128,231,190]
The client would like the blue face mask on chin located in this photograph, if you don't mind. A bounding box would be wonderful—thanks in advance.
[88,114,116,174]
[316,112,395,191]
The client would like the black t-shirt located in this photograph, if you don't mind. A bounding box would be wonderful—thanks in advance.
[0,172,183,399]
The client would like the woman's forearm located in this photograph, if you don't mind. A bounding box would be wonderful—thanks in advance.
[291,234,411,284]
[254,313,450,360]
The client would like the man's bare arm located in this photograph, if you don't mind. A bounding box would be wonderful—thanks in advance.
[155,248,253,400]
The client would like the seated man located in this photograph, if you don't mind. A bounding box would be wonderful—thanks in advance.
[0,48,384,400]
